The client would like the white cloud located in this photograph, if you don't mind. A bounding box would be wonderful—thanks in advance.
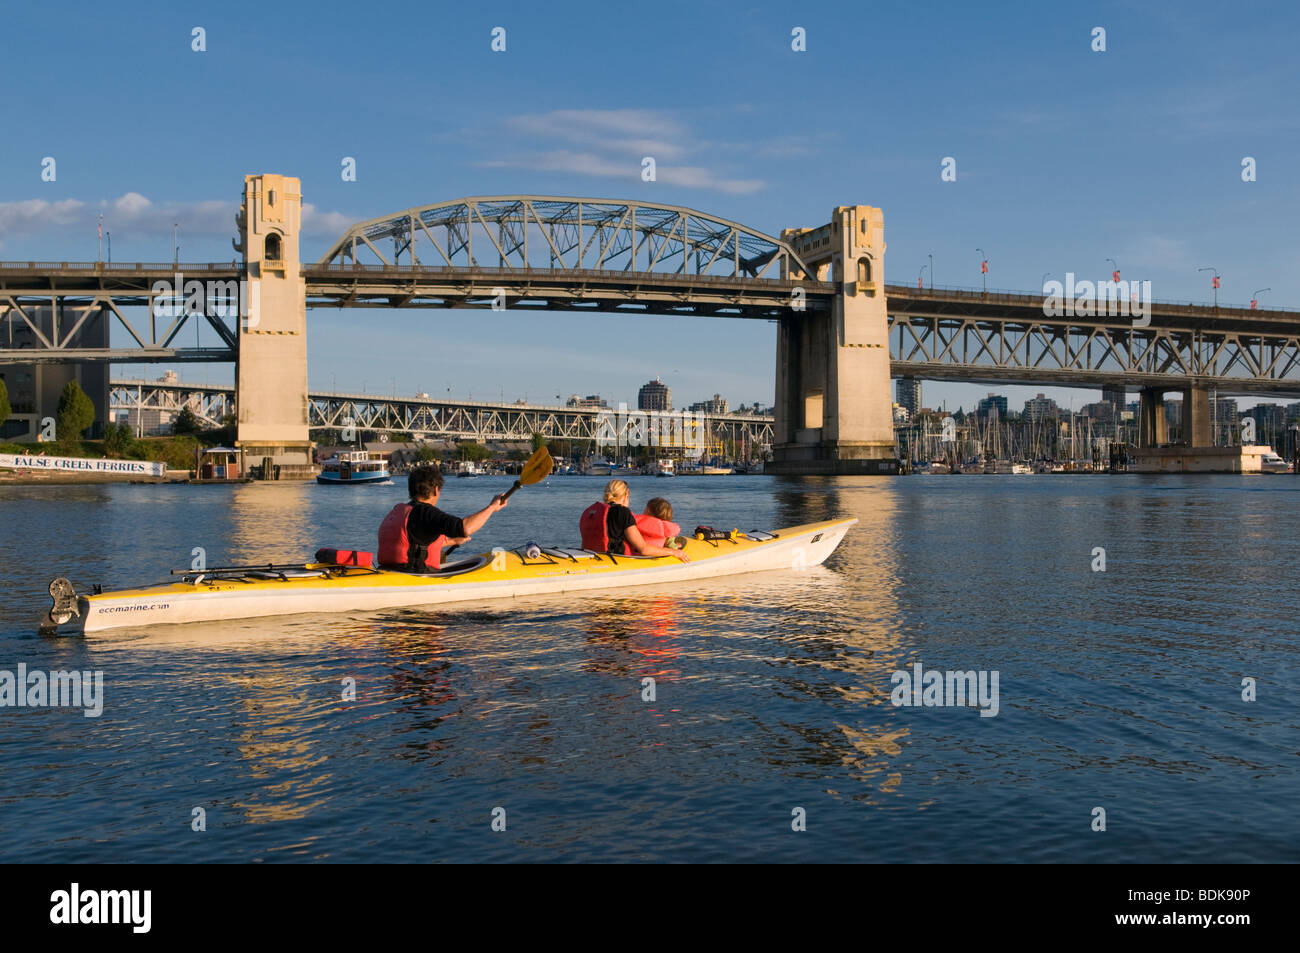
[480,109,768,195]
[301,203,354,236]
[113,192,152,216]
[0,192,355,247]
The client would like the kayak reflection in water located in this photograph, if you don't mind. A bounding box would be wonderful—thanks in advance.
[378,465,507,573]
[579,479,690,562]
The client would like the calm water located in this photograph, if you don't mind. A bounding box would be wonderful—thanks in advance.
[0,474,1296,862]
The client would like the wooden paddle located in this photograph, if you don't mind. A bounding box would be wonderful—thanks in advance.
[443,445,553,558]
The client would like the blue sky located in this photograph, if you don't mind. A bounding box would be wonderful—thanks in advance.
[2,0,1297,412]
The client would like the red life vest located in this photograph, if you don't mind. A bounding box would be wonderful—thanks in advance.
[580,502,631,555]
[378,503,446,572]
[634,513,680,548]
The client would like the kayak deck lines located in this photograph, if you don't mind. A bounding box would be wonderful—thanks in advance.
[40,518,857,635]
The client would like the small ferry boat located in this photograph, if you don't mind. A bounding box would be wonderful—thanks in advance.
[456,461,484,478]
[1260,450,1292,473]
[652,458,676,477]
[317,450,391,485]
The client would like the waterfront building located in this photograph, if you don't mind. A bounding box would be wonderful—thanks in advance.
[1101,384,1126,411]
[637,377,672,411]
[977,393,1008,420]
[1213,397,1239,445]
[566,394,609,410]
[896,377,922,418]
[1082,401,1114,422]
[690,393,729,415]
[1023,393,1058,423]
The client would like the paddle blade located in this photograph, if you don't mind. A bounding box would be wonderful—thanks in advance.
[519,445,554,485]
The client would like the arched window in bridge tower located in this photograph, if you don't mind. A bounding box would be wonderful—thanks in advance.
[265,233,282,262]
[857,257,872,285]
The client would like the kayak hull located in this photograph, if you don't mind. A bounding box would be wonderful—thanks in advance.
[65,518,856,634]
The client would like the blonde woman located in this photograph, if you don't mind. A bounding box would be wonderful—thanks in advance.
[579,479,689,562]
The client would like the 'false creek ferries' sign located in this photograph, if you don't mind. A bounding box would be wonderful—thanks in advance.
[0,453,166,477]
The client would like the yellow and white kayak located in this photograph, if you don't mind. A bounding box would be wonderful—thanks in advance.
[44,518,856,634]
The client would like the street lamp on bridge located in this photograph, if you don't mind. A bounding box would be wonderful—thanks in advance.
[928,253,934,290]
[976,249,989,294]
[1251,288,1270,310]
[1198,266,1220,308]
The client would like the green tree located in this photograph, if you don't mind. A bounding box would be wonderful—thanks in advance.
[415,445,439,462]
[173,406,202,436]
[531,432,547,452]
[56,380,95,440]
[103,421,135,458]
[0,377,10,429]
[456,441,491,461]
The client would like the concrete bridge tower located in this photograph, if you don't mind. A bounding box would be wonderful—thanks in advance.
[234,174,315,477]
[768,206,898,474]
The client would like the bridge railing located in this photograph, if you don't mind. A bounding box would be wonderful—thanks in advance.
[888,282,1300,316]
[0,261,240,273]
[305,261,832,291]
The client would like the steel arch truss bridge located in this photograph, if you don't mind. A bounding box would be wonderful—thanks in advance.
[108,382,775,448]
[111,379,235,429]
[886,287,1300,394]
[308,196,825,319]
[311,395,603,442]
[306,393,774,448]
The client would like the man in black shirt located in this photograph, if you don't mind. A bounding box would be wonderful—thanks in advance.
[379,465,507,571]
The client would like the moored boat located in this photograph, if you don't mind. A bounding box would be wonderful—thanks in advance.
[42,518,857,634]
[317,450,391,485]
[1260,450,1292,474]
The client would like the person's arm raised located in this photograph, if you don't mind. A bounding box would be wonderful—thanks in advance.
[461,494,508,537]
[625,523,689,562]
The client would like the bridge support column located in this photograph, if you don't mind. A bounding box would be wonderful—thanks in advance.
[234,174,315,478]
[1182,385,1213,447]
[768,206,898,475]
[1137,387,1168,447]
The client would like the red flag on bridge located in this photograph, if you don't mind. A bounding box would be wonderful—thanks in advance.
[1112,270,1120,283]
[917,277,923,289]
[1250,299,1258,309]
[1212,276,1220,289]
[980,260,988,274]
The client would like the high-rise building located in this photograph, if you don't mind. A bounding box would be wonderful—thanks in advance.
[637,377,671,411]
[566,394,608,410]
[1212,397,1239,445]
[1023,393,1059,422]
[977,393,1008,419]
[1101,384,1126,410]
[896,377,922,418]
